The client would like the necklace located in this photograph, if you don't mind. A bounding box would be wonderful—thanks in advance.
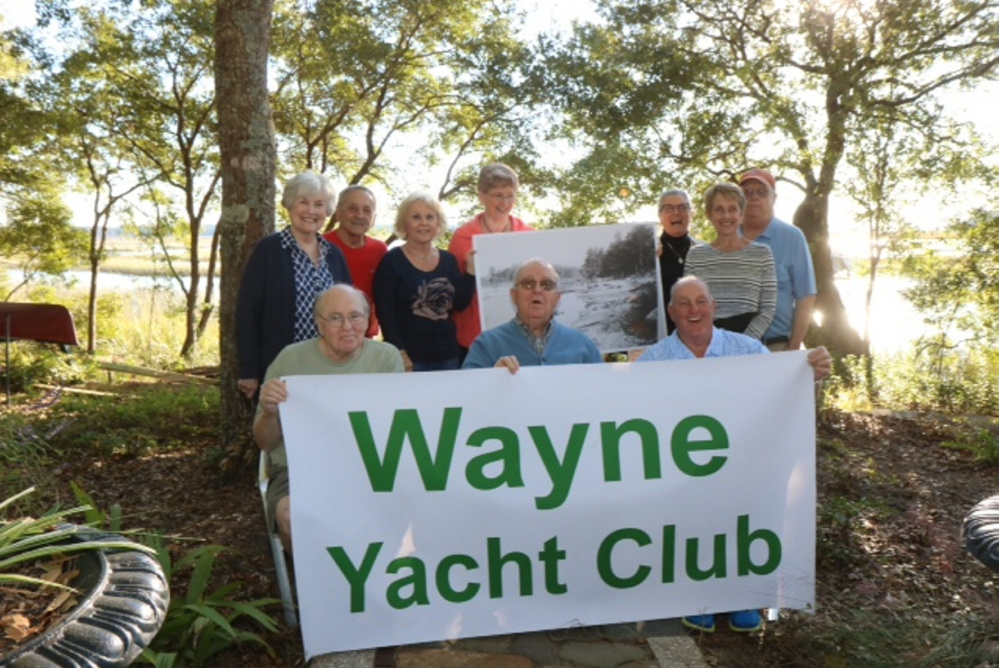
[481,216,510,234]
[404,244,436,261]
[662,236,690,265]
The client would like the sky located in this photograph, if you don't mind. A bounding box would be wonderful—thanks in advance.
[0,1,33,29]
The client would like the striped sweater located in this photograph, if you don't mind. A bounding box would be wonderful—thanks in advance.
[684,242,777,340]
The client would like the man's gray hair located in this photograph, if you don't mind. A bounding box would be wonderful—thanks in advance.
[513,258,559,285]
[314,284,370,319]
[337,185,376,208]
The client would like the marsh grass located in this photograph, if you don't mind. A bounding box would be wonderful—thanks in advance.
[0,277,219,378]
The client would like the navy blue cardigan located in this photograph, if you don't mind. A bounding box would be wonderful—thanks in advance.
[236,231,351,383]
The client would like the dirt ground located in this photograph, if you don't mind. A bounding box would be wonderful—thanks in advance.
[6,405,999,666]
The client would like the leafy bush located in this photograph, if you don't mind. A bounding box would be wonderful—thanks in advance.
[828,348,999,416]
[43,385,220,458]
[138,542,280,667]
[0,344,94,394]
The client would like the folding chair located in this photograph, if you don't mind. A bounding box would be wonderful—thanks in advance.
[258,452,298,627]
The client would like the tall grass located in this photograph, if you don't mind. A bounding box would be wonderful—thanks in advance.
[1,277,219,380]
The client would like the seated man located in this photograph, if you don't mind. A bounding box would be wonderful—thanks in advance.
[462,258,602,372]
[637,275,830,633]
[254,284,404,552]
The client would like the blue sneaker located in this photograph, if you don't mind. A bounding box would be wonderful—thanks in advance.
[728,609,762,633]
[681,614,716,633]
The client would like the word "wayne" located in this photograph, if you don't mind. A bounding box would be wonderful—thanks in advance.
[347,407,729,510]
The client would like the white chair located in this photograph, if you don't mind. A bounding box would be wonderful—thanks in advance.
[258,452,298,628]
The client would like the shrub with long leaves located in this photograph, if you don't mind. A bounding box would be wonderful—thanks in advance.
[0,487,155,591]
[138,541,280,667]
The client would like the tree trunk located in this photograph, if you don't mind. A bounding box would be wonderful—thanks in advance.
[86,211,111,355]
[215,0,276,456]
[194,223,222,342]
[793,188,867,357]
[86,258,98,355]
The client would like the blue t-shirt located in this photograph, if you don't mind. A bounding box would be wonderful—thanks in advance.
[743,217,816,340]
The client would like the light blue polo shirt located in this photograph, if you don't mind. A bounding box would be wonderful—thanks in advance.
[744,217,816,340]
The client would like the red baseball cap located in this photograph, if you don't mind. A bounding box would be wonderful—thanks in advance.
[738,167,776,191]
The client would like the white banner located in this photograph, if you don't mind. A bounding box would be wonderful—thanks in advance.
[280,352,816,658]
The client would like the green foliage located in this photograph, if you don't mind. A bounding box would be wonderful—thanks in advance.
[904,208,999,351]
[0,343,93,393]
[755,603,944,668]
[918,611,999,667]
[0,487,155,591]
[828,349,999,416]
[0,416,55,504]
[70,481,123,533]
[271,0,543,205]
[137,542,280,667]
[44,384,220,458]
[542,0,999,352]
[0,185,88,301]
[942,426,999,464]
[0,278,220,373]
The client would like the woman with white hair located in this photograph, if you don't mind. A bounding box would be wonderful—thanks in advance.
[236,172,352,399]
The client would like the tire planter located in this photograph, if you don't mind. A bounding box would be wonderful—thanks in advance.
[0,527,170,668]
[962,494,999,574]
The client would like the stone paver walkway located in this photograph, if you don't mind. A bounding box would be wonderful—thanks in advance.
[308,619,709,668]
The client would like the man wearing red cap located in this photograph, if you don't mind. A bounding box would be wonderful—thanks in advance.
[738,168,816,351]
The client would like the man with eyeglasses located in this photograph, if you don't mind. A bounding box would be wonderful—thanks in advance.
[254,284,404,551]
[462,259,601,372]
[657,189,699,334]
[738,168,817,351]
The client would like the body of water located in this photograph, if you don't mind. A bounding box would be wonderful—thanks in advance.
[7,269,929,353]
[834,275,924,354]
[5,269,215,296]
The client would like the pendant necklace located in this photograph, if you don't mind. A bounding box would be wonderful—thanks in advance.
[663,237,689,265]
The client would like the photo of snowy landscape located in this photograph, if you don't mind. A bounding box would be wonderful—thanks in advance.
[473,223,662,353]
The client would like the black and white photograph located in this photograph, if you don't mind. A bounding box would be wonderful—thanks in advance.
[473,223,662,353]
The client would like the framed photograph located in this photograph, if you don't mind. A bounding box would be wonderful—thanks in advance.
[473,223,663,353]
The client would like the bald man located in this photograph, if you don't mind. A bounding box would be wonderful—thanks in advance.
[463,259,601,372]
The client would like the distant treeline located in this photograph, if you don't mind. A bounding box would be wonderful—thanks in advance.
[581,226,655,281]
[482,225,656,288]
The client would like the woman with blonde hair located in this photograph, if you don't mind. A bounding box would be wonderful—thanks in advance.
[374,192,475,371]
[683,182,776,339]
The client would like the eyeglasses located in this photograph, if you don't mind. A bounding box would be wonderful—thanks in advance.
[660,203,690,214]
[741,187,770,199]
[319,312,367,329]
[516,278,557,292]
